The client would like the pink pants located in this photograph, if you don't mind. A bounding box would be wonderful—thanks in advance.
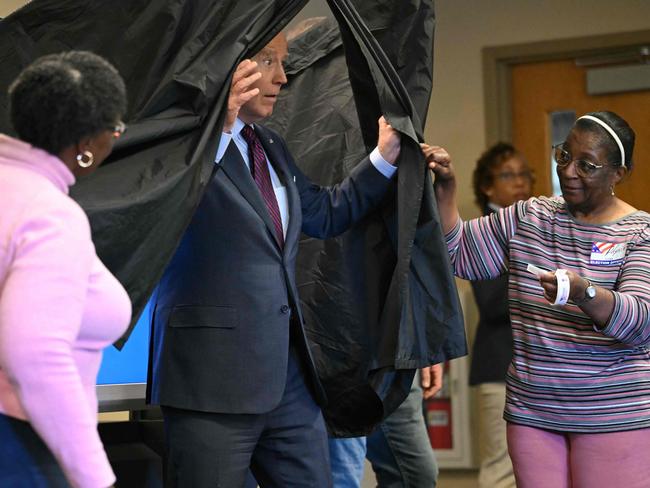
[507,423,650,488]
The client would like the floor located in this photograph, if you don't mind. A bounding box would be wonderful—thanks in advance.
[101,414,481,487]
[437,470,480,488]
[361,461,479,487]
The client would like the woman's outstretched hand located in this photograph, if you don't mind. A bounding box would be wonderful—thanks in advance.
[422,143,454,184]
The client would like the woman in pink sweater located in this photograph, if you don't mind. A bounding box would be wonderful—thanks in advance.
[0,51,130,487]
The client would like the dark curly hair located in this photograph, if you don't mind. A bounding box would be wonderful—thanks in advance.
[8,50,127,155]
[574,111,635,172]
[473,142,520,212]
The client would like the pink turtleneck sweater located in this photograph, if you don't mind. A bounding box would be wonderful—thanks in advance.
[0,134,131,488]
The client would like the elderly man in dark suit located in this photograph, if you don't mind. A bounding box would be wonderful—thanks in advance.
[147,32,401,487]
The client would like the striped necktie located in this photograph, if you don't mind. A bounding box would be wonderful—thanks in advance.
[240,125,284,248]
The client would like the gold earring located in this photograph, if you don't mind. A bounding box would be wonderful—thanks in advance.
[76,150,94,168]
[610,186,615,196]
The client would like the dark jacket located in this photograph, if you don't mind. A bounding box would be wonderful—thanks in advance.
[147,124,391,413]
[469,274,513,385]
[469,208,512,385]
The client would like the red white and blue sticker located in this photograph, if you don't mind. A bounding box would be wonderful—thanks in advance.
[590,242,627,266]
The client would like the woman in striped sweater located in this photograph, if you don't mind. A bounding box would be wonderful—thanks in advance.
[423,111,650,488]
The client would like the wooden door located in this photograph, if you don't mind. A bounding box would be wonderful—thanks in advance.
[511,59,650,211]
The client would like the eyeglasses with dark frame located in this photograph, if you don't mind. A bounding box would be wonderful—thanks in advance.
[109,121,127,139]
[552,144,612,178]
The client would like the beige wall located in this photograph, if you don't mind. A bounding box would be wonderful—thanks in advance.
[0,0,28,18]
[429,0,650,218]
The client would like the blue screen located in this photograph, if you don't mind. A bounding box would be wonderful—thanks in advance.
[97,300,151,385]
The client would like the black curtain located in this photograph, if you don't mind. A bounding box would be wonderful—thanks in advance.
[267,0,466,435]
[0,1,307,349]
[0,0,465,435]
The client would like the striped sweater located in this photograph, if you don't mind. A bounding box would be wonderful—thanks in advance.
[447,196,650,432]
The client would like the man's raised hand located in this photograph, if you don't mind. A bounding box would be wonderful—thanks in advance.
[224,60,261,132]
[377,116,401,166]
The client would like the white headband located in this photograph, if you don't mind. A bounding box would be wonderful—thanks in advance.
[576,115,626,169]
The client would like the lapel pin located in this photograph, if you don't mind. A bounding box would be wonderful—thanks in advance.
[269,138,274,144]
[293,175,296,183]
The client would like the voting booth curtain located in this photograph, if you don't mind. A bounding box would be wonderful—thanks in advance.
[0,0,465,436]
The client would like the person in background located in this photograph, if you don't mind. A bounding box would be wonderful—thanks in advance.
[425,111,650,487]
[329,364,443,488]
[469,142,532,488]
[0,51,130,487]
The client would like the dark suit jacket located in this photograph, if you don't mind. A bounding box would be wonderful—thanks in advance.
[468,274,512,385]
[468,208,513,385]
[146,124,392,414]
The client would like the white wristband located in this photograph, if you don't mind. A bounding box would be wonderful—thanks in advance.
[554,269,570,306]
[526,263,546,277]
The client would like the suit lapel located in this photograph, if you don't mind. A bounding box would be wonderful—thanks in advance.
[220,141,279,248]
[256,126,301,257]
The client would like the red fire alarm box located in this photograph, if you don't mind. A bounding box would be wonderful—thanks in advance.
[426,397,452,449]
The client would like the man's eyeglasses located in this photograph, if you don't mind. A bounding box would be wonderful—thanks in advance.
[494,170,533,183]
[552,144,606,178]
[109,121,127,139]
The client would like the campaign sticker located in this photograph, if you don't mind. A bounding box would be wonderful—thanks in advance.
[590,242,627,266]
